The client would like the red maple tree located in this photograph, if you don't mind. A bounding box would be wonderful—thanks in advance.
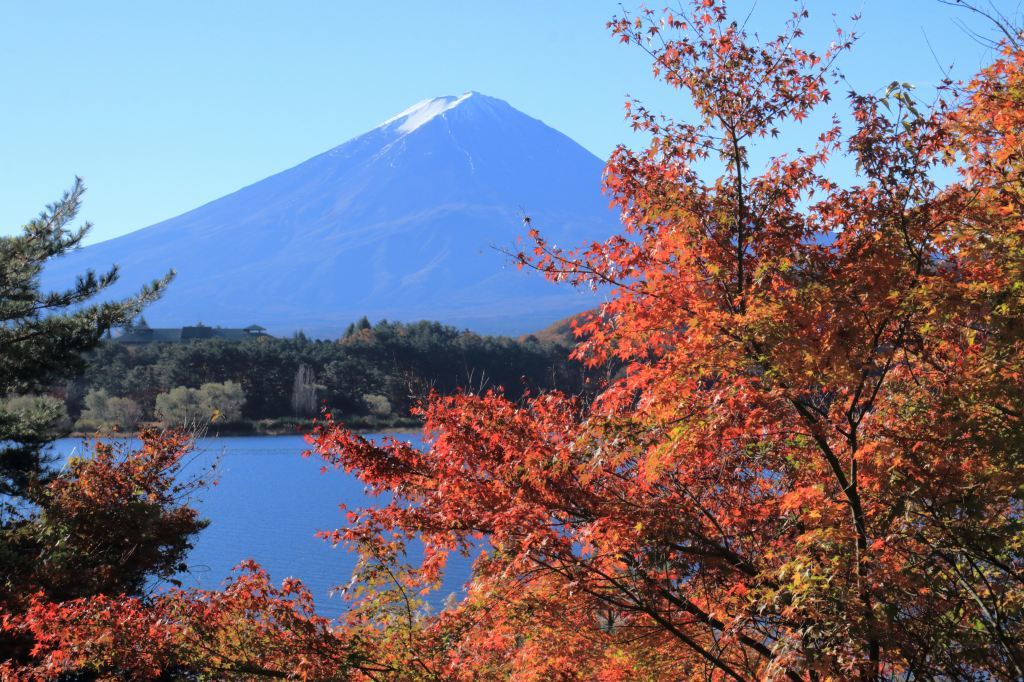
[305,2,1024,677]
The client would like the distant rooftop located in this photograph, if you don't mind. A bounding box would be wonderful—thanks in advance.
[113,322,271,345]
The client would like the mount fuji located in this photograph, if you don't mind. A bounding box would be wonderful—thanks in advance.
[43,92,618,336]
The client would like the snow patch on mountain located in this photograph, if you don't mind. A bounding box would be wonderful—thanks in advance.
[380,92,475,135]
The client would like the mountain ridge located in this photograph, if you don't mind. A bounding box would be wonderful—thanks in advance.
[44,92,618,337]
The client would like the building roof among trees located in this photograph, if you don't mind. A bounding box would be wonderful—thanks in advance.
[113,323,270,344]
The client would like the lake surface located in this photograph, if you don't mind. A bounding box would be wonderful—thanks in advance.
[48,434,474,618]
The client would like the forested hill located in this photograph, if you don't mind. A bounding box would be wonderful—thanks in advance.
[65,318,585,433]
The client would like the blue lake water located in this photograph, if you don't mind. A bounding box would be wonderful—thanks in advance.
[47,434,474,619]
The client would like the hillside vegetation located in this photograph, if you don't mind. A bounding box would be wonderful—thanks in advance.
[64,318,585,433]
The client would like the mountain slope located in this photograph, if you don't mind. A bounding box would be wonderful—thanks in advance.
[43,92,618,336]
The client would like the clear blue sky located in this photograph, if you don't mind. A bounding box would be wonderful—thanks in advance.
[0,1,1016,244]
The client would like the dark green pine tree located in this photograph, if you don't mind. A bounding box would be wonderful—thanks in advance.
[0,178,172,508]
[0,182,212,670]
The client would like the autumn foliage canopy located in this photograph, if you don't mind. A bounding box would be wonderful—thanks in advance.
[5,1,1024,680]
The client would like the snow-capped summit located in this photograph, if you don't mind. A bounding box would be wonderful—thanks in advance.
[43,93,618,336]
[379,92,476,134]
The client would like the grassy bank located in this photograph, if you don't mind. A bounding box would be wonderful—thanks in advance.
[68,414,424,439]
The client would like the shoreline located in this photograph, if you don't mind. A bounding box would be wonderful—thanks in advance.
[66,421,425,440]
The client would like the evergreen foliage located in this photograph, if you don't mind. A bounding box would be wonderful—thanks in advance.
[0,179,170,502]
[69,319,586,429]
[0,182,197,666]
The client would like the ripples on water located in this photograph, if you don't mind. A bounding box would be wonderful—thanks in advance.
[48,434,475,619]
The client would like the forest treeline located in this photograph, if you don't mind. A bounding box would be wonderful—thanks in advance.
[60,317,586,433]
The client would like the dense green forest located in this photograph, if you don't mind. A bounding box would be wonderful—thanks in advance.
[58,318,584,433]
